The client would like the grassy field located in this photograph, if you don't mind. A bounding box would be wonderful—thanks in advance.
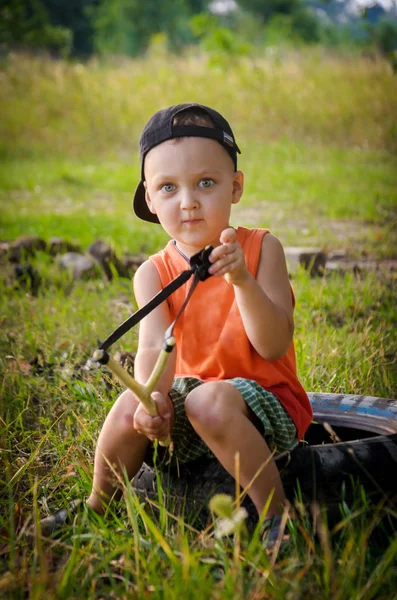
[1,52,397,598]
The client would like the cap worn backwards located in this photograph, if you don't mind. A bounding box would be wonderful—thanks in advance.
[133,103,241,224]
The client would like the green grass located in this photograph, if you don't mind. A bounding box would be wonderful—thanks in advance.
[1,52,397,598]
[1,142,396,257]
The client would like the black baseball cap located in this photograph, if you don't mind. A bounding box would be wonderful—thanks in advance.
[133,103,241,223]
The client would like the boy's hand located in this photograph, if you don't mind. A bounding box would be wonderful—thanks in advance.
[134,391,173,442]
[209,227,250,286]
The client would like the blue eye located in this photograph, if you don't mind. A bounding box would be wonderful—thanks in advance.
[199,179,214,188]
[161,183,176,193]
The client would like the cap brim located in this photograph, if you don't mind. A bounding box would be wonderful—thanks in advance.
[133,180,160,224]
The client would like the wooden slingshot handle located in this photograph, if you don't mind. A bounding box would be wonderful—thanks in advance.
[93,337,176,448]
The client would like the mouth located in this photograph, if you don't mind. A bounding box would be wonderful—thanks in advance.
[182,218,203,225]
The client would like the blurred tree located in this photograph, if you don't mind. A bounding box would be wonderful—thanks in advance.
[238,0,323,44]
[290,7,321,42]
[371,18,397,55]
[0,0,205,57]
[0,0,72,56]
[191,11,252,53]
[92,0,197,56]
[41,0,100,57]
[190,11,252,69]
[185,0,210,12]
[238,0,301,22]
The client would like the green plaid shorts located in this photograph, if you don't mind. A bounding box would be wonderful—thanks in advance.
[146,377,298,468]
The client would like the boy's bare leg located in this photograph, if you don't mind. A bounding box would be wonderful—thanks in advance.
[185,381,286,519]
[87,389,149,514]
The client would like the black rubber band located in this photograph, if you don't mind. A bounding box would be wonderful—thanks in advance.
[99,269,193,351]
[98,245,213,352]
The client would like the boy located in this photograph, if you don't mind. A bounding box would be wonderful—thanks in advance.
[85,103,313,544]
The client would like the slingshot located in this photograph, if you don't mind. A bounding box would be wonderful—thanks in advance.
[92,245,213,447]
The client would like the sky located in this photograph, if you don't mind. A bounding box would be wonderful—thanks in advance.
[210,0,397,14]
[354,0,395,8]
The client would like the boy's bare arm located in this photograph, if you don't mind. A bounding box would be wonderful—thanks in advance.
[132,260,176,440]
[209,228,293,361]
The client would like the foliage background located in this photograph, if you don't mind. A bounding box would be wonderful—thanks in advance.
[1,0,397,59]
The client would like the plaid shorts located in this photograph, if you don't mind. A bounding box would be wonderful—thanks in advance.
[146,377,297,468]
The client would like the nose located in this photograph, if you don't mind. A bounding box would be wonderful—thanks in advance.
[180,188,199,210]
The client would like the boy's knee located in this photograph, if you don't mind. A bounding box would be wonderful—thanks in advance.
[108,389,141,438]
[185,382,234,436]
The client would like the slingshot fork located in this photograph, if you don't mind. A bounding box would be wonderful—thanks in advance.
[93,336,176,447]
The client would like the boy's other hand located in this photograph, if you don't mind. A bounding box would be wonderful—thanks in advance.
[134,391,173,442]
[209,227,250,286]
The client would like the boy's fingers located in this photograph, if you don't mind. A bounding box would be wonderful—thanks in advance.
[219,227,236,245]
[145,418,170,440]
[151,391,171,419]
[209,247,240,272]
[134,392,172,440]
[135,411,161,430]
[209,242,235,265]
[135,416,168,439]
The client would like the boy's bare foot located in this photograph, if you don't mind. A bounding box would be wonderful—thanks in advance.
[261,514,290,551]
[35,498,83,537]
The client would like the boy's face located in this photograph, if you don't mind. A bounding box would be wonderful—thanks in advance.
[144,137,244,257]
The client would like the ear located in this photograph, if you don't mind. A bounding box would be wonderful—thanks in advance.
[231,170,244,205]
[144,183,157,215]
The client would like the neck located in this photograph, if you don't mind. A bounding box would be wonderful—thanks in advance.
[173,228,236,259]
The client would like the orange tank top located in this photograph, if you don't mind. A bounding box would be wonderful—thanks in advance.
[149,227,313,440]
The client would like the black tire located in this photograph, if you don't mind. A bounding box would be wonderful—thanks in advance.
[281,393,397,508]
[133,393,397,525]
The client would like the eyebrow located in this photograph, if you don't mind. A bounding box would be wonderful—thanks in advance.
[152,169,223,182]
